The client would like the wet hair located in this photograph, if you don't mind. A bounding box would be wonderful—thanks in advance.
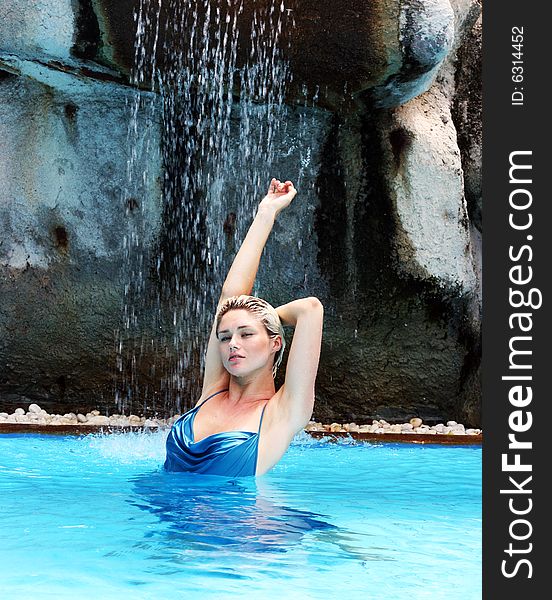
[216,295,286,378]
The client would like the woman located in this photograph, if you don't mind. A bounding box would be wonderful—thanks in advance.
[165,178,324,476]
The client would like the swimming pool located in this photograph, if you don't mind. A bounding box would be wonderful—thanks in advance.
[0,431,481,599]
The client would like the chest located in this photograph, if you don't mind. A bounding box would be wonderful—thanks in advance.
[192,402,264,443]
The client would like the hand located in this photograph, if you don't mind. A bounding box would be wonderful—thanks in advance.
[258,178,297,217]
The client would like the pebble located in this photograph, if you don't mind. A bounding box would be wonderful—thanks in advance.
[305,421,322,432]
[0,406,482,436]
[87,415,110,426]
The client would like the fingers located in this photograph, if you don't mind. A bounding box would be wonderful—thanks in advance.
[280,181,295,194]
[268,178,295,193]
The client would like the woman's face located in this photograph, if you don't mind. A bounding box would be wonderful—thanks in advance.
[217,309,280,376]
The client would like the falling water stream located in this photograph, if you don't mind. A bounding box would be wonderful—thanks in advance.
[115,0,299,417]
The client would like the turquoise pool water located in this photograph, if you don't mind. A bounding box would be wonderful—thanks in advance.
[0,432,481,599]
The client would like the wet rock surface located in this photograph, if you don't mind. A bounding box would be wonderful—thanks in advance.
[29,0,455,110]
[1,1,481,426]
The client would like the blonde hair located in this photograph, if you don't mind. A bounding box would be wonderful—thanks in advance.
[216,295,286,378]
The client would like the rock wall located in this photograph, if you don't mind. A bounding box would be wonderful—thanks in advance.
[0,0,482,425]
[0,64,162,414]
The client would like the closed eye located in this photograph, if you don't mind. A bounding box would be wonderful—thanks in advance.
[218,331,255,341]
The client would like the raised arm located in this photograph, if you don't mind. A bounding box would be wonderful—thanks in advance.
[201,179,297,395]
[276,297,324,433]
[221,179,297,297]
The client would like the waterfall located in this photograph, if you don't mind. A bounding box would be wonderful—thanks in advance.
[116,0,293,417]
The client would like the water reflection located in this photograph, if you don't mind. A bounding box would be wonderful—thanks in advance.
[130,470,337,555]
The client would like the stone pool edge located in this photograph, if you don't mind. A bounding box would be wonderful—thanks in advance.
[0,424,482,445]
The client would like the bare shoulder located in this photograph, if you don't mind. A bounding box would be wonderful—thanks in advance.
[194,378,229,407]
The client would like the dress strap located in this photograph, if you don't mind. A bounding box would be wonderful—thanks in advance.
[195,388,228,411]
[257,402,269,434]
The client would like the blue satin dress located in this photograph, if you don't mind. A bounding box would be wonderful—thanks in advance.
[164,389,268,477]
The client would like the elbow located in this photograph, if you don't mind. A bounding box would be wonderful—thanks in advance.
[307,297,324,313]
[296,297,323,323]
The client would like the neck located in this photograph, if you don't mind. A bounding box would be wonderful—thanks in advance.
[227,369,275,404]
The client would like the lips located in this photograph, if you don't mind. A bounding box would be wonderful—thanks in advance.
[229,353,245,361]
